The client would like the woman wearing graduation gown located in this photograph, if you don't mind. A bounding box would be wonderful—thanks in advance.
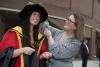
[0,3,48,67]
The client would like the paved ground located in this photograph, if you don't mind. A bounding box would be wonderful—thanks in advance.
[73,60,99,67]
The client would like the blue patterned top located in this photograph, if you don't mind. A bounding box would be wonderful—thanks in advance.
[39,22,81,67]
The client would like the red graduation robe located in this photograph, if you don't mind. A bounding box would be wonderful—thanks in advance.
[0,26,48,67]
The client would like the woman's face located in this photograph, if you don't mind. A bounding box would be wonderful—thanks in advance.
[63,14,76,31]
[30,12,40,26]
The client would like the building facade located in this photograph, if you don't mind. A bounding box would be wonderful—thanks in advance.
[0,0,100,59]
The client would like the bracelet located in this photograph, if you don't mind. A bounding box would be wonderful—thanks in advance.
[21,48,25,53]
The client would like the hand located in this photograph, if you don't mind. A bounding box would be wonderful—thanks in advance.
[22,47,35,55]
[44,28,52,37]
[41,52,53,59]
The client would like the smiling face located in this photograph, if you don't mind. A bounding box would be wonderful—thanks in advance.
[30,12,40,26]
[63,14,77,31]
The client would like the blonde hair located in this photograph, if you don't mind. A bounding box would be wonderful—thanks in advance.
[71,13,85,41]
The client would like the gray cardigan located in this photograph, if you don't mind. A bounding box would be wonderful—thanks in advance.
[39,22,81,67]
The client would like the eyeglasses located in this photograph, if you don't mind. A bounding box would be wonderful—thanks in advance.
[66,18,75,24]
[66,18,77,26]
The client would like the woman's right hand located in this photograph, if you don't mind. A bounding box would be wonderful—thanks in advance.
[44,28,54,45]
[22,47,35,55]
[13,47,35,58]
[44,28,52,37]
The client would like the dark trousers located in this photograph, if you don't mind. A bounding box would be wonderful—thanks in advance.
[82,56,88,67]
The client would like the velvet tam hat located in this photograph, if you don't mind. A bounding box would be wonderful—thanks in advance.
[19,4,48,23]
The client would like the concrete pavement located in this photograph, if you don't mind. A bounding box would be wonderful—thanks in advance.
[73,60,99,67]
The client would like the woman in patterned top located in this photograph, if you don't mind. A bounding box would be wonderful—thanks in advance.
[40,12,85,67]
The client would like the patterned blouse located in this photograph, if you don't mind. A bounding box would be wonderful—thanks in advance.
[39,22,81,67]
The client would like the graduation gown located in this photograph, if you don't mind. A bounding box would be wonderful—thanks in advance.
[0,26,48,67]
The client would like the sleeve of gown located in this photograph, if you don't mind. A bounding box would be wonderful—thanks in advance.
[49,40,81,59]
[0,47,15,67]
[0,31,19,52]
[39,21,61,37]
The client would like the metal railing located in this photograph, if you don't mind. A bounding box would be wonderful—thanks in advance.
[1,7,99,30]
